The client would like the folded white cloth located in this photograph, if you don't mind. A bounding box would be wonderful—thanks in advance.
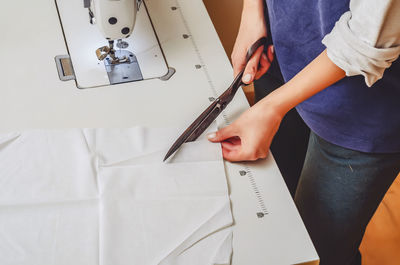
[0,127,232,265]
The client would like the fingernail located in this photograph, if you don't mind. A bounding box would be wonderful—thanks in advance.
[271,45,274,54]
[262,53,267,59]
[243,74,252,83]
[207,132,216,139]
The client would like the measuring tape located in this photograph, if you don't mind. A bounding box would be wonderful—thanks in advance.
[169,0,269,218]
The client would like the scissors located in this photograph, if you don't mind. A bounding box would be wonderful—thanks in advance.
[163,37,267,161]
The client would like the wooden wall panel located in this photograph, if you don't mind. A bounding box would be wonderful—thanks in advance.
[203,0,243,61]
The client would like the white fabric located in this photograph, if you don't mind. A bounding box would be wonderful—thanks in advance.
[0,127,232,265]
[322,0,400,87]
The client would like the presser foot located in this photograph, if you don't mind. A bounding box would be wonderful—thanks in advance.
[96,41,129,65]
[95,40,143,84]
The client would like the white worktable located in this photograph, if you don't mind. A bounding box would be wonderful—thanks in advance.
[0,0,318,264]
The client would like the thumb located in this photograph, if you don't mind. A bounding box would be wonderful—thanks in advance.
[207,126,236,143]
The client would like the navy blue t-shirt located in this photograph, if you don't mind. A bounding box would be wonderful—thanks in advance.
[265,0,400,153]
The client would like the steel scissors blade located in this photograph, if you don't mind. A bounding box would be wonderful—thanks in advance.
[163,37,267,161]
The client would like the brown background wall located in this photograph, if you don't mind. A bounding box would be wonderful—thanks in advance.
[203,0,242,62]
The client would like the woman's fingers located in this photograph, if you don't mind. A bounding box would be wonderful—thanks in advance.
[207,125,236,143]
[255,45,274,80]
[254,53,271,80]
[232,54,247,77]
[223,147,269,162]
[225,136,241,146]
[242,46,264,84]
[222,148,257,162]
[267,45,274,63]
[221,133,272,162]
[222,148,241,161]
[221,137,241,151]
[221,141,236,151]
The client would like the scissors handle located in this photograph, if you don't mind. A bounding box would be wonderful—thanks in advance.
[245,37,267,63]
[219,36,267,104]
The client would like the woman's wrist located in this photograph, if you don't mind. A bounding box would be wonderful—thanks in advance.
[257,87,293,119]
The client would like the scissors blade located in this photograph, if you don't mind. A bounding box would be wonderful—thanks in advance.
[163,99,224,161]
[163,71,244,162]
[163,37,267,162]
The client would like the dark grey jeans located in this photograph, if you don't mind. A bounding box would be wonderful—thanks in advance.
[295,132,400,265]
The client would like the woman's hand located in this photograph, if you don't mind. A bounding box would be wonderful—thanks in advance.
[232,0,274,83]
[207,98,285,161]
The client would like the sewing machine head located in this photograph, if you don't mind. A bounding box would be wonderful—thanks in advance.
[89,0,141,41]
[88,0,142,64]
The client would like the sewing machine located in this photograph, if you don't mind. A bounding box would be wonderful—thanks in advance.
[55,0,171,87]
[0,0,318,264]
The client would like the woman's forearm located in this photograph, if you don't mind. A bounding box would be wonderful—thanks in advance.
[259,49,346,116]
[243,0,264,9]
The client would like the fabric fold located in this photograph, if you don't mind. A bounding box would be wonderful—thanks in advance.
[156,201,232,265]
[0,133,20,152]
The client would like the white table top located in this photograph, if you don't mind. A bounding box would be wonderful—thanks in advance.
[0,0,318,264]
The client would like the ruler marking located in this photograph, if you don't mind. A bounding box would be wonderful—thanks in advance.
[245,165,269,215]
[173,0,268,217]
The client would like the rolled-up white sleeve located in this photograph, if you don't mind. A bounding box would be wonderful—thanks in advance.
[322,0,400,87]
